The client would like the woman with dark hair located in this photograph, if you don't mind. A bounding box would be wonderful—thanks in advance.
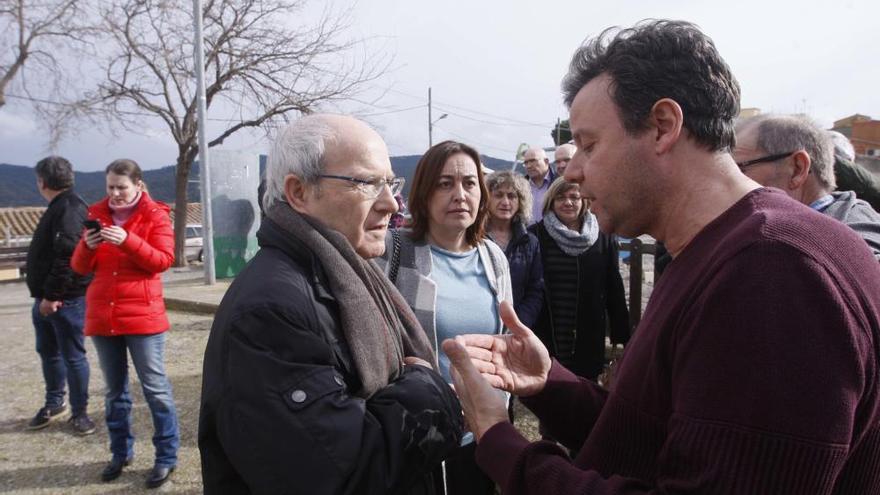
[529,177,630,381]
[379,140,511,495]
[71,159,179,489]
[485,170,543,329]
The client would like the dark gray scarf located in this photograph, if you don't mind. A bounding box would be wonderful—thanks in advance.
[267,203,435,398]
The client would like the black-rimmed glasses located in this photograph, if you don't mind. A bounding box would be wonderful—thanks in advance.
[736,151,795,170]
[318,174,405,198]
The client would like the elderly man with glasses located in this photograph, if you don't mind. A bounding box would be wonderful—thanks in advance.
[522,147,558,223]
[735,114,880,260]
[198,114,463,494]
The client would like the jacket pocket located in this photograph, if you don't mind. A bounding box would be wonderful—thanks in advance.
[143,279,152,305]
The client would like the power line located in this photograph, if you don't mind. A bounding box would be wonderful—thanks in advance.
[432,124,514,157]
[383,86,554,128]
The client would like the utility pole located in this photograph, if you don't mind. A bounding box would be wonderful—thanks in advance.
[427,87,447,148]
[428,87,433,147]
[193,0,215,285]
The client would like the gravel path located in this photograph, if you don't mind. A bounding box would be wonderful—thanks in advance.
[0,279,543,494]
[0,281,211,494]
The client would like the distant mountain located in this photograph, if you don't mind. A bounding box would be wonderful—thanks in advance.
[0,163,199,207]
[0,154,513,207]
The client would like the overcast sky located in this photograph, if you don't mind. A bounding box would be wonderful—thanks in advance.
[2,0,878,171]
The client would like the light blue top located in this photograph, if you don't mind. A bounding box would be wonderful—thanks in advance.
[429,245,500,382]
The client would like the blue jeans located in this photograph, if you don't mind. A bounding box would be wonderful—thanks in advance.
[32,297,90,416]
[92,333,179,468]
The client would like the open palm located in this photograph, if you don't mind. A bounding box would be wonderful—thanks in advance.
[454,301,551,397]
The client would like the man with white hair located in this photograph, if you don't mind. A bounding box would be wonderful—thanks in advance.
[522,146,558,223]
[198,114,463,494]
[553,143,576,176]
[735,114,880,259]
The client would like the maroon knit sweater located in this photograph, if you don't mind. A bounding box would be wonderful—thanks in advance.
[476,189,880,494]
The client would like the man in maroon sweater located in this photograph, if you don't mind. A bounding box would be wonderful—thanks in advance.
[442,20,880,494]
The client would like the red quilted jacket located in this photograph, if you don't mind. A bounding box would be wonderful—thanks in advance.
[71,192,175,336]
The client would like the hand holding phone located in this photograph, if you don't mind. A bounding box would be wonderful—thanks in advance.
[83,220,103,249]
[83,219,102,233]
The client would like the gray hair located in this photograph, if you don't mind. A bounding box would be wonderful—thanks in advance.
[828,130,855,164]
[739,114,835,191]
[262,116,337,212]
[485,170,533,225]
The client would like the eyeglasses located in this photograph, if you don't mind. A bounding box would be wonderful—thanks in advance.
[736,151,795,170]
[553,193,582,203]
[318,174,405,198]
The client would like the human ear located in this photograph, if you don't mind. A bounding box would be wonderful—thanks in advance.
[788,151,811,189]
[649,98,684,154]
[283,174,310,213]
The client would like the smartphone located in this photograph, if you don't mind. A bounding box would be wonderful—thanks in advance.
[83,219,102,233]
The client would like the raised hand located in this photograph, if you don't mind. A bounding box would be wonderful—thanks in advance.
[446,301,551,398]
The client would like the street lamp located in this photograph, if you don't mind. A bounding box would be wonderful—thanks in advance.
[429,113,448,147]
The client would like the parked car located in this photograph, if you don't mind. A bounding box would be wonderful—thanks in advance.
[185,224,203,262]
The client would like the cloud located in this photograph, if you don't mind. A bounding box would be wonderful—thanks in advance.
[0,111,38,139]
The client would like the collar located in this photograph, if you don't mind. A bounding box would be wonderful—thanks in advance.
[809,194,834,212]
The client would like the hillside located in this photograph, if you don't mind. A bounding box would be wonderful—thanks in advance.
[1,154,513,207]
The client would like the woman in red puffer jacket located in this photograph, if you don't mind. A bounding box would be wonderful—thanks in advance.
[71,158,179,489]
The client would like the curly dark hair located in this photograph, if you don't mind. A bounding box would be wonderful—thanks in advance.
[562,19,740,152]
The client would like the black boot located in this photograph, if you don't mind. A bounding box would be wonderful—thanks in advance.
[101,456,132,482]
[146,464,175,489]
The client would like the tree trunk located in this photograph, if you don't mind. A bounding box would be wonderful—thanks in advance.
[172,150,193,267]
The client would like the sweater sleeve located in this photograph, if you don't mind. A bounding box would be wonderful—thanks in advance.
[475,241,873,494]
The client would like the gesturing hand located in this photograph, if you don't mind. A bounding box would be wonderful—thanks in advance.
[446,300,552,398]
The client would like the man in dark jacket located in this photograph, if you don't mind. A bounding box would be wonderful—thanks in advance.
[26,156,94,434]
[199,114,463,494]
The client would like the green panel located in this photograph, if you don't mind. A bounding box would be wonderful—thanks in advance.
[212,235,259,279]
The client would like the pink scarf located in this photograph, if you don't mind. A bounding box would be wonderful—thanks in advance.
[108,191,143,226]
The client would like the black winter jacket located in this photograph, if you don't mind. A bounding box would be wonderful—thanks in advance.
[26,189,91,300]
[198,218,463,495]
[530,222,630,380]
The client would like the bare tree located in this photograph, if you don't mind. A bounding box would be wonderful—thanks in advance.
[0,0,93,109]
[92,0,387,266]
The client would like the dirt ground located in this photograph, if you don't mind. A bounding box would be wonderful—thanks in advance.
[0,280,542,494]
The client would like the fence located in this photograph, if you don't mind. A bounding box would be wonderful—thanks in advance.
[618,238,658,331]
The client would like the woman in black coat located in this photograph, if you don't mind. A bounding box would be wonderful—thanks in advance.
[529,178,630,381]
